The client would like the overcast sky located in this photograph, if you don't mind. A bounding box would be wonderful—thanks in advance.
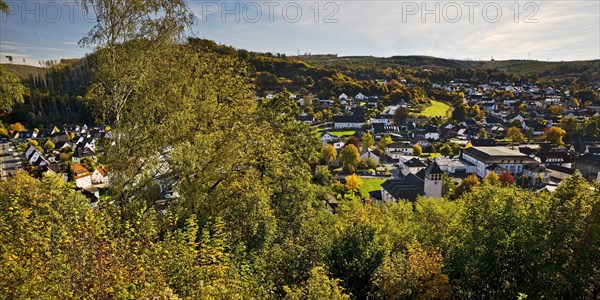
[1,0,599,65]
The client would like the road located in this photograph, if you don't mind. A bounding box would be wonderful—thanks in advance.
[1,142,23,180]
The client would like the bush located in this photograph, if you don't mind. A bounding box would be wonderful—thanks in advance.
[343,164,356,175]
[365,158,377,169]
[313,166,332,185]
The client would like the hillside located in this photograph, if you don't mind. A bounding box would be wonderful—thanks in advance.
[300,55,600,81]
[1,63,44,80]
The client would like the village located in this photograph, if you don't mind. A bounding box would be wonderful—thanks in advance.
[2,78,600,205]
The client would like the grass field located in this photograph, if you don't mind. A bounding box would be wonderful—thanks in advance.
[420,153,442,158]
[328,130,356,137]
[419,100,451,118]
[359,178,386,198]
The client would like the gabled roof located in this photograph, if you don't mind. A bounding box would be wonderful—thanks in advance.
[381,173,424,201]
[71,164,91,179]
[424,161,443,175]
[387,141,412,149]
[546,164,577,175]
[574,153,600,166]
[538,151,572,164]
[404,157,427,168]
[72,147,96,158]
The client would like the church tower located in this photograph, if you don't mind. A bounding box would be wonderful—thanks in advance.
[424,161,443,198]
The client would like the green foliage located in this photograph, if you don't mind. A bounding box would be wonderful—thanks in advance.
[313,166,332,185]
[506,126,526,144]
[378,135,393,150]
[0,65,27,113]
[439,144,453,157]
[327,221,387,299]
[393,106,410,125]
[284,266,350,300]
[340,144,360,167]
[321,144,337,164]
[454,174,480,199]
[362,132,375,149]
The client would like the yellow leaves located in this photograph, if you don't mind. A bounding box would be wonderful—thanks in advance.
[344,174,363,194]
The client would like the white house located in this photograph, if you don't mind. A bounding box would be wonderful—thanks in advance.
[425,131,440,141]
[28,151,49,167]
[355,93,366,100]
[333,115,364,129]
[360,148,381,165]
[386,142,413,159]
[91,167,110,184]
[320,131,338,143]
[398,157,428,176]
[461,146,539,178]
[71,164,92,189]
[25,145,36,159]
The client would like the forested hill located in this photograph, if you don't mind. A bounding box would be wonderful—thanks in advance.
[3,38,599,127]
[300,54,600,82]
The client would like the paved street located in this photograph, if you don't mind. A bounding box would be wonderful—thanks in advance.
[1,142,23,180]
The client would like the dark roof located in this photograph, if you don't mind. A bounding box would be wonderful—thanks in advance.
[574,153,600,167]
[381,174,424,201]
[333,115,364,123]
[587,146,600,154]
[470,139,497,146]
[485,115,503,124]
[388,141,412,149]
[368,190,382,200]
[72,147,96,158]
[424,161,443,175]
[295,115,314,122]
[404,157,427,168]
[545,164,577,175]
[538,151,572,164]
[372,123,400,135]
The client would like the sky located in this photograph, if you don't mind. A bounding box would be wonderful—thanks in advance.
[1,0,599,65]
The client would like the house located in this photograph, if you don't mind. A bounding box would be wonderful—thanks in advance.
[333,115,365,129]
[320,131,339,143]
[18,131,38,139]
[386,141,413,159]
[381,161,443,201]
[433,156,476,176]
[372,124,401,138]
[461,146,539,178]
[71,147,97,164]
[28,151,50,167]
[545,165,577,183]
[91,167,110,184]
[523,164,550,184]
[71,164,92,188]
[360,148,380,165]
[537,151,572,168]
[25,145,37,159]
[399,157,428,176]
[381,175,424,202]
[295,115,315,125]
[574,153,600,181]
[424,126,440,141]
[410,136,432,149]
